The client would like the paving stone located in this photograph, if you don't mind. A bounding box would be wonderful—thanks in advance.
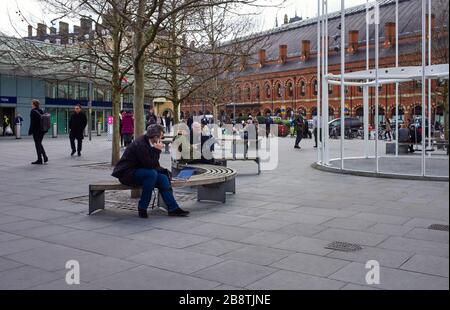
[41,230,160,259]
[220,245,292,266]
[259,211,331,225]
[240,232,294,247]
[13,224,76,238]
[366,223,413,236]
[271,253,350,277]
[313,228,389,246]
[275,223,327,237]
[379,236,449,258]
[400,254,449,277]
[239,219,291,231]
[350,212,410,225]
[291,207,358,218]
[193,260,276,287]
[91,265,220,290]
[186,223,259,242]
[247,270,345,290]
[128,246,224,274]
[272,236,333,256]
[0,231,23,242]
[327,246,413,268]
[128,229,212,249]
[405,228,449,244]
[403,218,449,229]
[322,218,376,230]
[0,214,25,225]
[0,238,49,256]
[29,280,104,290]
[329,262,449,290]
[0,257,23,272]
[0,220,48,233]
[340,283,380,290]
[194,213,255,226]
[184,239,245,256]
[0,266,60,290]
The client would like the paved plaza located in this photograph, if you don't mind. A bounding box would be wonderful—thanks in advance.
[0,134,448,290]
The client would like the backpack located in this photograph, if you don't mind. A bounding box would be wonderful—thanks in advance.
[38,111,51,133]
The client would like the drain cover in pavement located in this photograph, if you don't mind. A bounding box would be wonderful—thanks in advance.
[428,224,449,231]
[325,241,362,252]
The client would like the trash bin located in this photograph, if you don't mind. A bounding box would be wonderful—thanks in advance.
[52,123,57,138]
[15,124,21,139]
[97,122,102,136]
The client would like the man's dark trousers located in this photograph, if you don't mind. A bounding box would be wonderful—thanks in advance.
[70,135,83,153]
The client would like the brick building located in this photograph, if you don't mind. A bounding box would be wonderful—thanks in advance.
[181,0,449,126]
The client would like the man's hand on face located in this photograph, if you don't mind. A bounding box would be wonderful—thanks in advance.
[154,141,164,151]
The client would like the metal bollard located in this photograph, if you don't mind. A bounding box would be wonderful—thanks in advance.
[15,124,21,139]
[52,123,57,138]
[97,122,102,136]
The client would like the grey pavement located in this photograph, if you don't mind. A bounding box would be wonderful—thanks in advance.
[0,134,448,290]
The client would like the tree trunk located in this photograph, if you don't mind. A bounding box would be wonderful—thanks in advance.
[111,86,121,166]
[173,100,180,124]
[133,36,146,137]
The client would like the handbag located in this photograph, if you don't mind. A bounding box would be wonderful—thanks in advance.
[5,125,13,136]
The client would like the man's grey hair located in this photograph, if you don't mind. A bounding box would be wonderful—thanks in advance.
[146,124,164,139]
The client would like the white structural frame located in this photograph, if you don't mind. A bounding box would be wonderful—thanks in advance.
[316,0,449,177]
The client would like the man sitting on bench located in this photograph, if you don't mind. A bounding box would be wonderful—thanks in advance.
[112,124,190,218]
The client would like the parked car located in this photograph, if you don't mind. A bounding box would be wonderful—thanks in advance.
[329,118,363,138]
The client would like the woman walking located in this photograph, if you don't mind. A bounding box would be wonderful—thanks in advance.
[121,111,134,147]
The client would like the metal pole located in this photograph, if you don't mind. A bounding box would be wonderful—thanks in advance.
[317,0,322,163]
[428,0,432,151]
[88,82,93,141]
[421,0,426,175]
[340,0,345,170]
[323,0,330,165]
[365,0,370,158]
[395,0,399,156]
[375,1,379,173]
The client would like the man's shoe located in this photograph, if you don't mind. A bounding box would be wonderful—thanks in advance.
[31,160,43,165]
[71,150,76,156]
[77,152,81,157]
[43,155,48,163]
[138,208,148,218]
[294,145,301,149]
[168,208,190,217]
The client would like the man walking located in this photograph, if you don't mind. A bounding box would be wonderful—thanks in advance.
[29,99,48,164]
[264,112,273,138]
[69,104,87,156]
[294,113,305,149]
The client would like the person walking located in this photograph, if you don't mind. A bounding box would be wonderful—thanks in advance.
[69,104,88,157]
[121,111,134,147]
[29,99,48,164]
[14,113,24,137]
[264,112,273,138]
[112,124,189,218]
[313,115,319,148]
[294,113,305,149]
[385,118,392,141]
[165,112,173,134]
[2,115,11,136]
[146,106,157,129]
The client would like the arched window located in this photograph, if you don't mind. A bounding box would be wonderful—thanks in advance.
[313,79,318,96]
[276,83,282,98]
[265,83,271,99]
[255,85,260,100]
[328,83,333,94]
[300,81,306,96]
[246,87,251,100]
[288,82,294,97]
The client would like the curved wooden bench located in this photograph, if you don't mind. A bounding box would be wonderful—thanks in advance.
[88,165,237,215]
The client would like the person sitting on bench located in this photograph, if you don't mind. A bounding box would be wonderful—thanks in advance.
[112,124,190,218]
[398,124,414,153]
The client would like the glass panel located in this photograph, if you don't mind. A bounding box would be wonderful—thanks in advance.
[57,108,69,134]
[45,80,58,98]
[57,82,68,99]
[79,83,88,100]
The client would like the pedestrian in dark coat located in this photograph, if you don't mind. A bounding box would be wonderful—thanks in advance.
[294,114,305,149]
[28,99,48,164]
[121,111,134,147]
[69,104,87,156]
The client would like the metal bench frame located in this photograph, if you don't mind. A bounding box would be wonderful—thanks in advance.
[88,165,236,215]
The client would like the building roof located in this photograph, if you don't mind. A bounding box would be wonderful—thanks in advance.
[233,0,448,78]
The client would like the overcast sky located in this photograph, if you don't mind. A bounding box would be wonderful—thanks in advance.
[0,0,369,37]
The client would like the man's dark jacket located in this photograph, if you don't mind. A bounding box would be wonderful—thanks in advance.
[69,112,87,139]
[112,135,161,186]
[28,108,44,136]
